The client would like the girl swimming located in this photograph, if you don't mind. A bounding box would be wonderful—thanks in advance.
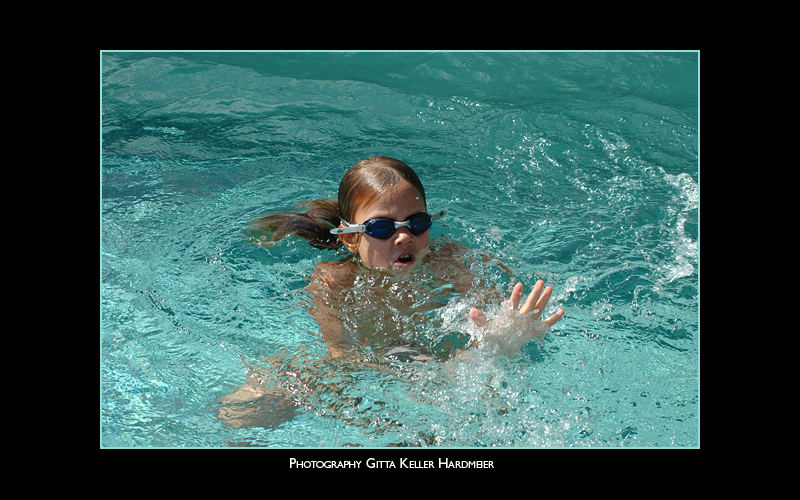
[250,156,563,357]
[214,156,564,430]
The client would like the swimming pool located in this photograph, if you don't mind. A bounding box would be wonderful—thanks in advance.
[100,51,699,448]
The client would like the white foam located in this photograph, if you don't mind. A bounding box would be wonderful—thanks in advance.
[659,169,698,285]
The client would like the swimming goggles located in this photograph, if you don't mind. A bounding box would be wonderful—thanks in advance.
[330,209,447,239]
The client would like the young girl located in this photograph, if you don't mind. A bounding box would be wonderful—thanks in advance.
[214,156,564,430]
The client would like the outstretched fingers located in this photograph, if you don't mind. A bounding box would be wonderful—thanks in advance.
[542,308,565,327]
[532,284,554,319]
[472,281,565,329]
[518,280,544,316]
[509,282,524,311]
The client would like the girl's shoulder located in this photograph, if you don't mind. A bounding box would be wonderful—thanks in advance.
[426,238,474,293]
[309,258,359,291]
[437,238,469,254]
[427,238,469,264]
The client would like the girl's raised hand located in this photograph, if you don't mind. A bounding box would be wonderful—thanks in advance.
[469,281,565,356]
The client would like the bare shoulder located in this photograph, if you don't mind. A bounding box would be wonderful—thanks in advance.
[308,259,358,292]
[426,239,474,293]
[425,239,471,270]
[429,238,469,261]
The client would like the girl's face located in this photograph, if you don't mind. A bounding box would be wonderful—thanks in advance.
[339,180,430,273]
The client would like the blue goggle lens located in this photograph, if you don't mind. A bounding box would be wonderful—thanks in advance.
[364,213,432,239]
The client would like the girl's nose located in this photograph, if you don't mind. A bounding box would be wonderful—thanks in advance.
[393,227,414,244]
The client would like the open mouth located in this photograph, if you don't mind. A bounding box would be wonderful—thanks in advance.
[395,253,415,267]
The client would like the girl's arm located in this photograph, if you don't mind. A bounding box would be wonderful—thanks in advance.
[304,260,358,359]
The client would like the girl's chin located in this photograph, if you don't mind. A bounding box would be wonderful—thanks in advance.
[391,263,416,273]
[362,249,428,273]
[359,261,415,274]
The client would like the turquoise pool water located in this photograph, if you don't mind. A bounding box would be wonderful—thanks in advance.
[100,51,699,448]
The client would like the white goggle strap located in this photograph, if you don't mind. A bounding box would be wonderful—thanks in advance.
[330,221,365,235]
